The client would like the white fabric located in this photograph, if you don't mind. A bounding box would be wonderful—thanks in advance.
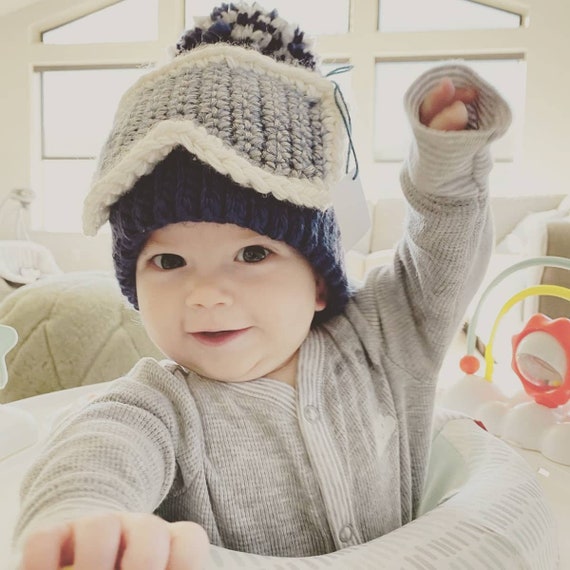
[0,240,61,285]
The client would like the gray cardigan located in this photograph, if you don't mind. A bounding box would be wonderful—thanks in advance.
[14,64,511,557]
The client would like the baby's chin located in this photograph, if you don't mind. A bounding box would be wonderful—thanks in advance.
[173,355,297,385]
[200,371,261,383]
[173,359,266,383]
[160,341,300,385]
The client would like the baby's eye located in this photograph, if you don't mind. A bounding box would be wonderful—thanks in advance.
[236,245,271,263]
[151,254,185,270]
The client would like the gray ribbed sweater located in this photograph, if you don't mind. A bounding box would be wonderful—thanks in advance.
[14,65,511,557]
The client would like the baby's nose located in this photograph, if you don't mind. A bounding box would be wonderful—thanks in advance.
[184,280,233,309]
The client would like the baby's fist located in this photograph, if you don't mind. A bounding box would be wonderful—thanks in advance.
[20,512,209,570]
[419,77,477,131]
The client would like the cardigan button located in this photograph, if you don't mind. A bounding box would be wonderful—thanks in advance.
[339,525,353,542]
[303,405,320,423]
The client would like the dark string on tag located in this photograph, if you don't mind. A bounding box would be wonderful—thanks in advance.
[325,66,359,180]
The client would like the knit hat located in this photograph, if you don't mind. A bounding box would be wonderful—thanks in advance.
[82,2,351,324]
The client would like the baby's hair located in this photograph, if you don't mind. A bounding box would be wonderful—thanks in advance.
[176,1,318,69]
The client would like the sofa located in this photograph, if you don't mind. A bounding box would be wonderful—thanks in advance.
[0,194,568,403]
[347,194,568,282]
[539,220,570,317]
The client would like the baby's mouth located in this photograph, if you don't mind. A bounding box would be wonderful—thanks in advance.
[201,330,232,338]
[191,328,250,346]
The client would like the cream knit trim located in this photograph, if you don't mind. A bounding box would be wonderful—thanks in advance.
[83,120,336,235]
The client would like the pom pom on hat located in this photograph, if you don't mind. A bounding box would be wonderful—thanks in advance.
[176,2,318,69]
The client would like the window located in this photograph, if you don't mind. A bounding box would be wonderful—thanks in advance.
[42,0,159,44]
[379,0,522,31]
[360,0,528,200]
[35,68,147,232]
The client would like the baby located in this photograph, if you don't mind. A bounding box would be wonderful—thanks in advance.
[14,2,511,569]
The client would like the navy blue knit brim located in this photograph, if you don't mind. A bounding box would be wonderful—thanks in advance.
[110,147,349,325]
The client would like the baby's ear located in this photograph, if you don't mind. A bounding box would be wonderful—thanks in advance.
[315,275,328,312]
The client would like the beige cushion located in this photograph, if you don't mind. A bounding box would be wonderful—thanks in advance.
[0,271,162,403]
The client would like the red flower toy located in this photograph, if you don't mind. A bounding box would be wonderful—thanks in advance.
[512,313,570,408]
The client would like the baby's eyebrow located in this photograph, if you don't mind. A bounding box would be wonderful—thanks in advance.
[141,235,174,249]
[241,234,280,245]
[139,242,166,256]
[139,242,154,254]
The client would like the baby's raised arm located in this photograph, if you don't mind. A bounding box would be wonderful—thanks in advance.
[349,63,511,391]
[19,512,208,570]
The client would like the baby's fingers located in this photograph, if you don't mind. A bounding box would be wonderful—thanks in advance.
[72,514,122,570]
[420,77,455,126]
[428,99,469,131]
[167,522,210,570]
[20,522,72,570]
[420,77,477,127]
[119,514,170,570]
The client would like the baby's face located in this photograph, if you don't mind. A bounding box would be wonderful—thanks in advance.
[135,221,326,386]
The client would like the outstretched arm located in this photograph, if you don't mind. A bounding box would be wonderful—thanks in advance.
[13,361,210,570]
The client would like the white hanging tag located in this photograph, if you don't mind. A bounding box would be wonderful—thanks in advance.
[330,169,370,251]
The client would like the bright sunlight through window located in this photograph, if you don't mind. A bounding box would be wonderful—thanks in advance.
[379,0,521,31]
[42,0,158,44]
[35,68,147,232]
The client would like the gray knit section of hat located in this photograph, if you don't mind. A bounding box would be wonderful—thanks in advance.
[99,61,324,181]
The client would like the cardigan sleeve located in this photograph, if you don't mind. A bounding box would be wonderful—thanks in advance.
[12,359,188,554]
[348,64,512,380]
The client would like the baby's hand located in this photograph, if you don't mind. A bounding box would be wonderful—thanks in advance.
[419,77,477,131]
[19,512,209,570]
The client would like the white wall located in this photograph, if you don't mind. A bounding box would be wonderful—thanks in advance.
[0,0,568,272]
[520,0,570,195]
